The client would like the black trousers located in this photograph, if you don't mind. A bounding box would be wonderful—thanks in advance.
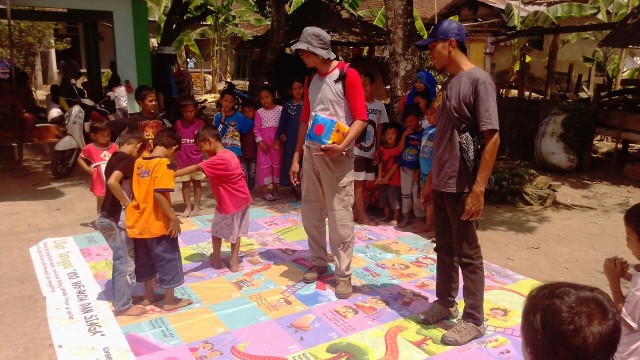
[433,190,485,326]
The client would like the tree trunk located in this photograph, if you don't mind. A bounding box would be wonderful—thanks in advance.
[211,31,220,94]
[543,34,559,100]
[614,48,626,90]
[249,0,287,97]
[517,52,527,99]
[384,0,417,122]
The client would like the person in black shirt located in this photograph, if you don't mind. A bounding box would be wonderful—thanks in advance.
[95,129,148,316]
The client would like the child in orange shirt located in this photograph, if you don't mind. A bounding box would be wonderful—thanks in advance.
[125,128,192,311]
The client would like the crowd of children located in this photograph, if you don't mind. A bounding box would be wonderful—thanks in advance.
[80,68,640,359]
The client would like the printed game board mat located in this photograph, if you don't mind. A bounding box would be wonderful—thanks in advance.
[31,201,539,360]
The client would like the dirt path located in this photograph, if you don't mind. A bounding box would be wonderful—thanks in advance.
[0,158,638,359]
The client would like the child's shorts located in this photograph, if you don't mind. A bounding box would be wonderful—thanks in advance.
[354,155,376,181]
[133,235,185,289]
[175,171,206,182]
[379,185,401,210]
[210,206,250,243]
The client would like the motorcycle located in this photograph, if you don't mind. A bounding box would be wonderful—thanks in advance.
[50,93,115,179]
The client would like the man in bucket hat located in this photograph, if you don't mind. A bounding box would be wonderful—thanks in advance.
[288,27,368,299]
[415,19,500,346]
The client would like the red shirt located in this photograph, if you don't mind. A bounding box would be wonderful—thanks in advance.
[300,62,367,124]
[201,149,252,214]
[379,145,401,186]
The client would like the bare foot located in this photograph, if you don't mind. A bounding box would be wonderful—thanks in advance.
[133,293,164,306]
[356,216,379,226]
[416,224,433,233]
[398,217,411,228]
[229,258,240,273]
[209,253,222,269]
[192,207,201,216]
[115,305,148,316]
[162,297,193,311]
[388,220,398,226]
[180,209,191,217]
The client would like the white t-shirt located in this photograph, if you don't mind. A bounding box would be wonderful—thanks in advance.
[616,272,640,360]
[354,99,389,158]
[113,85,128,109]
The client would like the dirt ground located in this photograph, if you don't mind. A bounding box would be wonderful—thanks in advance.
[1,155,638,359]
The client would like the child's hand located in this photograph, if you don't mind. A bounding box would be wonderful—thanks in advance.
[376,177,384,186]
[258,141,269,153]
[403,127,415,136]
[604,256,627,281]
[167,216,183,238]
[280,134,286,142]
[274,139,281,150]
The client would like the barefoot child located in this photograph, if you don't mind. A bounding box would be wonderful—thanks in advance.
[416,90,437,235]
[175,96,205,217]
[78,118,118,214]
[376,123,402,226]
[126,128,192,311]
[175,126,252,273]
[95,129,147,316]
[354,72,389,225]
[397,104,425,228]
[604,203,640,359]
[276,79,304,200]
[240,100,258,190]
[254,84,283,201]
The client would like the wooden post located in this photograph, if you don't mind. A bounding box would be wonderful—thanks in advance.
[544,33,560,100]
[566,62,574,93]
[588,62,596,96]
[574,73,583,95]
[517,52,527,99]
[614,48,627,90]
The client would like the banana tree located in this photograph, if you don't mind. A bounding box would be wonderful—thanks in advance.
[579,0,639,90]
[504,1,599,98]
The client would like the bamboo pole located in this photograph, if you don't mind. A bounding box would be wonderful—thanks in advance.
[544,34,560,100]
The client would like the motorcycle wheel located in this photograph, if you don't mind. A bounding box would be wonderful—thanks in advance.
[51,149,79,179]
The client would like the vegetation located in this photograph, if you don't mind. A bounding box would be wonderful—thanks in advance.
[0,21,70,78]
[486,167,533,205]
[557,102,596,156]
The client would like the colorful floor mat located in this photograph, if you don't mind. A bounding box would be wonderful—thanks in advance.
[31,201,539,360]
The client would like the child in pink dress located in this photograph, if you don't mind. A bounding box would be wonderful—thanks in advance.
[175,96,205,217]
[78,118,118,214]
[254,84,283,201]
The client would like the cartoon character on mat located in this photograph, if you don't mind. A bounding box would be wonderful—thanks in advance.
[190,341,223,359]
[415,279,436,291]
[487,307,510,322]
[232,276,264,290]
[411,255,436,268]
[269,296,294,310]
[354,296,389,315]
[396,288,429,307]
[334,305,359,319]
[362,266,382,278]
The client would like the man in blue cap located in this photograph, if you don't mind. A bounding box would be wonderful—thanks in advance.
[415,19,501,346]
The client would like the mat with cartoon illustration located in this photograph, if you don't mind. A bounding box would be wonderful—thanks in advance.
[31,202,539,360]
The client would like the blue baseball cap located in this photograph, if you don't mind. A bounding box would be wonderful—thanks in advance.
[415,19,467,50]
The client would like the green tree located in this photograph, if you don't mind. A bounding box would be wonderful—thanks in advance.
[0,21,70,77]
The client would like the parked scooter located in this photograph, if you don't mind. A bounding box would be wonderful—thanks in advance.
[50,92,115,179]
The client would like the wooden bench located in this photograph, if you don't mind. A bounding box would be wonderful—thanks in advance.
[594,110,640,167]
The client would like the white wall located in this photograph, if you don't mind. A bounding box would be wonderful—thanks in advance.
[13,0,139,91]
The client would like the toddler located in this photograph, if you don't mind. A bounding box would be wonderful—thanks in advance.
[175,126,253,273]
[376,123,402,225]
[175,96,205,217]
[604,203,640,359]
[125,128,192,311]
[240,100,258,190]
[397,104,425,228]
[78,118,118,214]
[254,84,283,201]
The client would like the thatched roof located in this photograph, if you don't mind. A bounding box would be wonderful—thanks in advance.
[599,5,640,48]
[358,0,461,24]
[239,0,388,49]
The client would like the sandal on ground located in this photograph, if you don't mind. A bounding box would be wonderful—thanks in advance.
[263,193,276,201]
[272,192,282,200]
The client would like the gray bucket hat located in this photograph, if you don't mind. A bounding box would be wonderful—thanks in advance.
[291,27,336,60]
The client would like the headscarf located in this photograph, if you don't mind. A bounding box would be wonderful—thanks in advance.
[405,70,437,106]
